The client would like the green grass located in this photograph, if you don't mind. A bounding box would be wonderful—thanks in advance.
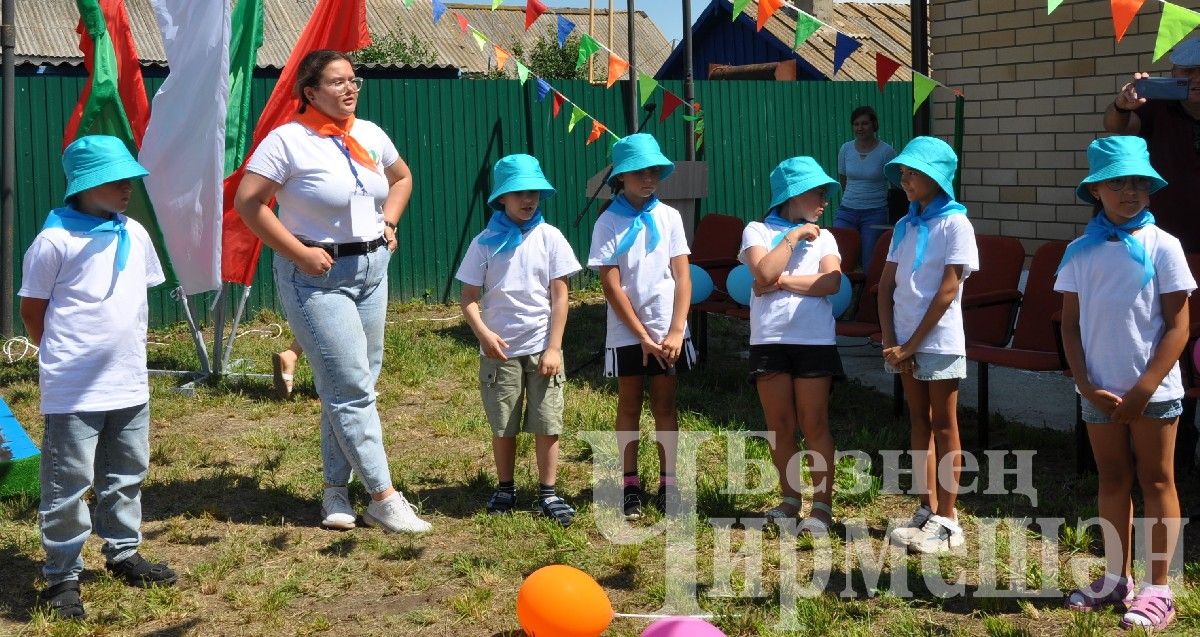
[1,301,1199,635]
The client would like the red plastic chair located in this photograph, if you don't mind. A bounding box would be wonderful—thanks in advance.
[690,213,746,361]
[836,229,893,339]
[963,235,1025,348]
[1173,253,1200,472]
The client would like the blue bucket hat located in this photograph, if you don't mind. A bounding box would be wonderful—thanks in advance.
[884,136,958,199]
[608,133,675,186]
[767,156,839,214]
[1075,136,1166,205]
[62,135,149,203]
[487,154,556,210]
[1170,36,1200,68]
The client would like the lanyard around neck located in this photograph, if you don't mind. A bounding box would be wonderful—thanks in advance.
[329,137,366,193]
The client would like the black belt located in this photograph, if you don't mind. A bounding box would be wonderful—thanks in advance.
[299,236,386,258]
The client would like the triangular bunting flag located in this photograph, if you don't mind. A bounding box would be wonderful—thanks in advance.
[875,53,902,92]
[1112,0,1147,42]
[586,120,607,145]
[517,61,531,84]
[913,71,937,113]
[494,45,510,70]
[659,90,684,122]
[833,32,862,75]
[432,0,447,24]
[637,71,658,106]
[568,104,587,133]
[606,52,630,87]
[1047,0,1064,13]
[491,0,501,8]
[732,0,750,21]
[454,12,468,34]
[576,34,601,69]
[470,28,487,51]
[1154,2,1200,61]
[525,0,548,31]
[536,77,551,101]
[404,0,413,7]
[551,91,565,117]
[793,13,822,49]
[557,15,576,47]
[757,0,782,31]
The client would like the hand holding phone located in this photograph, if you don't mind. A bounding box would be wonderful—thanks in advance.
[1134,77,1189,101]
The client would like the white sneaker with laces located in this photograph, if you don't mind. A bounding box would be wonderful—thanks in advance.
[320,486,356,530]
[364,492,432,533]
[907,515,965,554]
[888,504,933,547]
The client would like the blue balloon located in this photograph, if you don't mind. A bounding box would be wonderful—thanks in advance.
[830,272,853,318]
[727,264,754,306]
[689,264,714,304]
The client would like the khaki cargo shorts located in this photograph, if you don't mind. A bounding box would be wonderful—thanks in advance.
[480,352,566,438]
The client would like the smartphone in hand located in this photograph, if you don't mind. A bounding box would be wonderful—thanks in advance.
[1135,77,1189,101]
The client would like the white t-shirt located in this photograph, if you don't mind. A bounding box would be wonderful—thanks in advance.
[587,200,692,348]
[455,223,582,357]
[886,214,978,356]
[738,222,841,345]
[1054,225,1196,402]
[838,140,896,210]
[245,119,400,243]
[18,215,166,414]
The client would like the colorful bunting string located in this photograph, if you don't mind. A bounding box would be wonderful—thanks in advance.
[1153,1,1200,61]
[431,0,446,24]
[494,45,511,71]
[454,12,468,34]
[637,72,658,106]
[586,120,608,145]
[875,53,901,93]
[568,104,587,133]
[606,52,630,88]
[757,0,783,32]
[557,15,575,48]
[576,34,602,69]
[832,32,861,75]
[1047,0,1064,13]
[1111,0,1147,42]
[525,0,547,31]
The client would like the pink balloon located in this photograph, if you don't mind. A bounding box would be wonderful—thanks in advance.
[640,617,726,637]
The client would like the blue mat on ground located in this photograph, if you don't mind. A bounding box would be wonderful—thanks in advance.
[0,395,40,497]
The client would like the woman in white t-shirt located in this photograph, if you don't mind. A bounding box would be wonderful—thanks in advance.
[833,105,896,270]
[739,157,844,538]
[877,137,978,556]
[234,50,430,535]
[1056,136,1194,631]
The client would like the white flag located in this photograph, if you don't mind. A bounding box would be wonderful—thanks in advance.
[141,0,231,295]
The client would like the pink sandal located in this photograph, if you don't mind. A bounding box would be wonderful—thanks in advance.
[1120,589,1175,631]
[1066,576,1134,612]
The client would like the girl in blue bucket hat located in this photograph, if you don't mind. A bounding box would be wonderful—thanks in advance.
[19,135,174,619]
[1055,136,1194,631]
[586,133,694,519]
[455,154,582,527]
[738,156,845,537]
[878,136,979,555]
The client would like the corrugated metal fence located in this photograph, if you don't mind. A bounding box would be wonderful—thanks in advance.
[6,75,912,330]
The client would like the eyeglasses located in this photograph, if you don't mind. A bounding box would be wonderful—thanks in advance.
[325,77,364,93]
[1102,176,1152,191]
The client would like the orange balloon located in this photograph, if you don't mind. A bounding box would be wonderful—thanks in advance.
[517,565,614,637]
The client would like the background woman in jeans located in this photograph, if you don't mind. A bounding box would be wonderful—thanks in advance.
[234,50,430,534]
[834,105,897,269]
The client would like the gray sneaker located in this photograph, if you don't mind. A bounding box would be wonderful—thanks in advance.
[907,515,965,554]
[364,492,432,533]
[888,504,934,547]
[320,486,356,530]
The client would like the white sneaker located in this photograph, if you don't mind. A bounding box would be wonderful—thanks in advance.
[320,486,356,530]
[364,492,432,533]
[888,504,933,547]
[907,515,965,554]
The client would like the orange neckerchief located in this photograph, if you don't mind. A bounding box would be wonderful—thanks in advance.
[293,108,381,174]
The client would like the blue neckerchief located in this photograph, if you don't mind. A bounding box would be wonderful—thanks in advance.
[606,193,661,262]
[764,211,816,248]
[889,192,968,269]
[1056,209,1156,288]
[478,210,543,257]
[42,206,129,272]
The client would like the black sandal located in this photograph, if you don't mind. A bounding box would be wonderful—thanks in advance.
[538,496,576,527]
[106,552,178,587]
[486,489,517,515]
[38,580,85,619]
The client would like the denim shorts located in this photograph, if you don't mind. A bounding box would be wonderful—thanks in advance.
[884,352,967,381]
[480,353,565,437]
[1080,397,1184,424]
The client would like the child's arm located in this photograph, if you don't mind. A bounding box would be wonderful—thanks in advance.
[19,297,48,345]
[779,254,842,296]
[538,276,570,377]
[459,284,509,360]
[662,255,692,365]
[884,264,965,367]
[599,265,666,367]
[749,224,821,290]
[1060,291,1121,418]
[1110,290,1190,425]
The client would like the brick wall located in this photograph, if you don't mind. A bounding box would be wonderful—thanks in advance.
[928,0,1194,254]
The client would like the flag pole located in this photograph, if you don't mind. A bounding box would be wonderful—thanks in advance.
[1,0,14,337]
[626,0,637,132]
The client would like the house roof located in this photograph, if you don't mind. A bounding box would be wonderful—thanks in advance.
[18,1,673,77]
[657,0,913,82]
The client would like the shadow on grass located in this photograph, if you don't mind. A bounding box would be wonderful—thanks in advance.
[141,473,320,526]
[142,618,204,636]
[0,546,38,622]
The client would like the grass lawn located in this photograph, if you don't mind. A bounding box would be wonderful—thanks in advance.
[1,295,1198,636]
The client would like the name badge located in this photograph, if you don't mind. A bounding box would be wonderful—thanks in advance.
[349,194,377,237]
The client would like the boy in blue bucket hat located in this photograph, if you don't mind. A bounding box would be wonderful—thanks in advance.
[877,136,979,556]
[1056,136,1193,631]
[587,133,694,519]
[456,154,581,526]
[738,156,845,538]
[19,135,174,619]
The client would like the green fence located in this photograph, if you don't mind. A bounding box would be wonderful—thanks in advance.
[6,74,912,331]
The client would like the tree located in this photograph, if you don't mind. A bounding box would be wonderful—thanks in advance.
[508,34,587,80]
[352,22,438,66]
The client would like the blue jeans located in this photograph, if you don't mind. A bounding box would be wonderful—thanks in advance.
[833,205,889,270]
[40,403,150,585]
[274,245,394,494]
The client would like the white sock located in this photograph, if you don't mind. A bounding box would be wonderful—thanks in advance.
[1140,584,1173,598]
